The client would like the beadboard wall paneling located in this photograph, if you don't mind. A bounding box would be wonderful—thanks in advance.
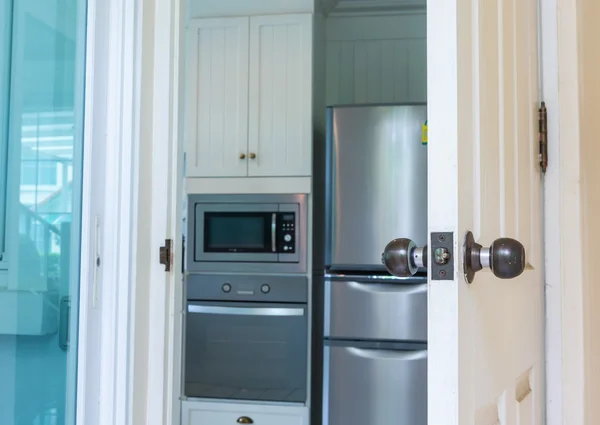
[325,13,427,105]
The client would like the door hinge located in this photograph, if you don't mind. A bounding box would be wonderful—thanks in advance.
[159,239,173,272]
[538,101,548,173]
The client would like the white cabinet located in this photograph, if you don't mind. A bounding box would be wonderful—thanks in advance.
[186,18,250,177]
[186,14,313,178]
[182,401,308,425]
[248,14,313,177]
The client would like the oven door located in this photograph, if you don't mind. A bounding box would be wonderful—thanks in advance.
[194,203,279,263]
[184,301,308,403]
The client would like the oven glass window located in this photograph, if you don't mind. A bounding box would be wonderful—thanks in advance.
[184,302,307,403]
[204,213,271,252]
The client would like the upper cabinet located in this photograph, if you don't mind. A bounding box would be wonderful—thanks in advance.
[186,14,313,179]
[248,14,313,177]
[186,18,250,177]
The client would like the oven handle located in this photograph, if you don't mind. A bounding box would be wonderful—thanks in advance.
[188,305,305,317]
[271,213,277,252]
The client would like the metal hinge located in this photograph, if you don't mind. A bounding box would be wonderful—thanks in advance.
[159,239,173,272]
[538,102,548,173]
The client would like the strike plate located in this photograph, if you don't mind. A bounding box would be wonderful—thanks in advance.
[431,232,454,281]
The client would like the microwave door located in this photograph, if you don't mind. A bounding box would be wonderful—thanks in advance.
[195,203,279,263]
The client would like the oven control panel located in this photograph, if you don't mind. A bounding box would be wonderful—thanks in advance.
[277,213,296,253]
[186,274,308,303]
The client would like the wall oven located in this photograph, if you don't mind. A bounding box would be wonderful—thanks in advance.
[183,274,308,403]
[186,194,307,273]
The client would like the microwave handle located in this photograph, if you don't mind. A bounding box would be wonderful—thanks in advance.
[271,213,277,252]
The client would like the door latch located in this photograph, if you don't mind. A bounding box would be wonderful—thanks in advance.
[381,232,454,280]
[159,239,173,272]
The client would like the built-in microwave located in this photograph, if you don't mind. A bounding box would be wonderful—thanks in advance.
[186,194,307,273]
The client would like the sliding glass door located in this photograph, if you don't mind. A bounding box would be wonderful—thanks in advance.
[0,0,88,423]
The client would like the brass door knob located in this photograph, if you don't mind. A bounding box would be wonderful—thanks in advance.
[237,417,253,424]
[249,152,256,159]
[463,231,526,283]
[239,153,246,159]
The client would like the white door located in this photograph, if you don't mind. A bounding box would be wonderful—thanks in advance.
[428,0,543,423]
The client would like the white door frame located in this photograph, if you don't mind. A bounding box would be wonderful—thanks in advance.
[91,0,592,424]
[75,0,143,423]
[541,0,588,424]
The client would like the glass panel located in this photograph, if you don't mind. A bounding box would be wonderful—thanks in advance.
[184,302,308,402]
[0,0,88,423]
[205,213,271,251]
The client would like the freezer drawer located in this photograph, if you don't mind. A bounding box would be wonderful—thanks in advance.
[324,279,427,341]
[323,345,427,425]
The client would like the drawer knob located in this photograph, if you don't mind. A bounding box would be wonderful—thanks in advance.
[237,417,254,424]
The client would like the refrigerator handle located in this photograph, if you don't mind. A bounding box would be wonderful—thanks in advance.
[271,213,277,252]
[347,347,427,361]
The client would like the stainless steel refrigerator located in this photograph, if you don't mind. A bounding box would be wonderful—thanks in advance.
[316,104,428,425]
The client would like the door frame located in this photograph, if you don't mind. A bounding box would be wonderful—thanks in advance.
[97,1,591,425]
[541,0,589,424]
[75,0,143,423]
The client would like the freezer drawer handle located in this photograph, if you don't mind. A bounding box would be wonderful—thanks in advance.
[188,305,305,316]
[237,417,253,424]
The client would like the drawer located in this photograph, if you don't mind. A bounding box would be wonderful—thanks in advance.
[323,345,427,425]
[324,279,427,341]
[182,401,308,425]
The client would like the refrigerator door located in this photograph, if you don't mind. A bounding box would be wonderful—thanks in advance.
[326,104,428,270]
[323,345,427,425]
[324,278,427,342]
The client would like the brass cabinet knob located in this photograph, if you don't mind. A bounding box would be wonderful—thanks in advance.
[249,152,256,159]
[237,417,253,424]
[239,153,246,159]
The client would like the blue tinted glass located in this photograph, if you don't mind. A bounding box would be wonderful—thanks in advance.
[0,0,87,423]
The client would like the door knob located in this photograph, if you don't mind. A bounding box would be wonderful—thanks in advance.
[381,238,428,277]
[463,231,526,283]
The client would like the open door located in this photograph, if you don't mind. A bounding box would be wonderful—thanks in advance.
[382,0,544,423]
[428,0,543,422]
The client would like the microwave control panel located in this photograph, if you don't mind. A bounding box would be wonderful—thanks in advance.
[277,213,296,254]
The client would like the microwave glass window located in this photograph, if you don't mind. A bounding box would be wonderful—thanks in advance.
[205,213,270,252]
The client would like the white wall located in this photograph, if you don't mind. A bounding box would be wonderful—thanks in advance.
[325,12,426,106]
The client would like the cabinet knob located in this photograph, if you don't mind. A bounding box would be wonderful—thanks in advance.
[236,417,253,424]
[249,152,256,159]
[239,153,246,160]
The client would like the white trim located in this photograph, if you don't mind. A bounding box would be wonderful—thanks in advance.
[546,0,587,424]
[76,0,142,424]
[185,177,312,195]
[540,0,564,423]
[140,0,186,423]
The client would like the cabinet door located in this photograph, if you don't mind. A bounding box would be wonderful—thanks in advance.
[248,14,312,177]
[186,18,249,177]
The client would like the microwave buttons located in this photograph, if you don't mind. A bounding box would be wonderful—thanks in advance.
[261,284,270,294]
[284,234,292,242]
[222,283,232,293]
